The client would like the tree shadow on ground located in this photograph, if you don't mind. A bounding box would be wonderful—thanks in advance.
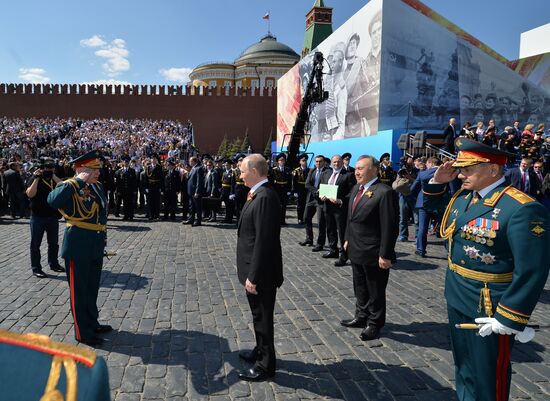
[100,329,457,399]
[100,271,149,290]
[384,321,546,363]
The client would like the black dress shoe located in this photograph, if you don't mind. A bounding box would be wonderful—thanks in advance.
[238,349,258,363]
[334,259,347,267]
[322,251,339,259]
[299,240,313,246]
[192,222,202,227]
[238,367,275,382]
[414,250,427,258]
[360,326,380,341]
[78,336,104,347]
[33,269,48,278]
[95,324,113,334]
[182,220,194,225]
[312,245,324,252]
[340,318,367,328]
[50,265,66,273]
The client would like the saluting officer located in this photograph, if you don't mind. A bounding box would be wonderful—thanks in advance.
[221,159,236,223]
[145,154,164,220]
[163,159,181,221]
[233,153,249,222]
[270,153,292,225]
[292,154,310,224]
[47,150,112,347]
[428,138,550,401]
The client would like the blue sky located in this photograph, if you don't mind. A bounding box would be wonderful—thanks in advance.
[1,0,548,85]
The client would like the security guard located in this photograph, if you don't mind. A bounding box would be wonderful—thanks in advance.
[221,159,235,223]
[144,154,164,220]
[427,138,550,401]
[270,152,292,225]
[0,329,110,400]
[379,152,396,186]
[232,153,249,222]
[292,153,310,224]
[114,156,138,220]
[163,159,181,221]
[47,150,112,347]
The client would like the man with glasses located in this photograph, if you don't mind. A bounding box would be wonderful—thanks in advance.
[427,138,549,401]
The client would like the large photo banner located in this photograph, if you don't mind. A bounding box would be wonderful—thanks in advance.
[277,0,383,146]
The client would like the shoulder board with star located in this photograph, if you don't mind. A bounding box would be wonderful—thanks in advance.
[504,186,535,205]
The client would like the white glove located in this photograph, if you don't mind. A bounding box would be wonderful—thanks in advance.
[229,194,235,200]
[294,192,298,197]
[515,327,535,343]
[475,317,517,336]
[287,191,292,196]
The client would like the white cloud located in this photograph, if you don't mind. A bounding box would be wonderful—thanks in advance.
[18,67,50,83]
[81,36,130,77]
[159,67,193,83]
[80,35,106,48]
[81,79,132,85]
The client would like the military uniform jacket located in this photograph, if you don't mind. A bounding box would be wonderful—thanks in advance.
[145,165,164,190]
[233,168,249,196]
[114,167,137,195]
[47,178,107,261]
[164,169,181,193]
[292,167,309,193]
[435,180,550,331]
[270,167,291,192]
[221,169,235,194]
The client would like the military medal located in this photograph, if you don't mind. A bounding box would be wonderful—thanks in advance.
[492,208,501,219]
[486,239,494,247]
[463,245,480,259]
[480,252,496,264]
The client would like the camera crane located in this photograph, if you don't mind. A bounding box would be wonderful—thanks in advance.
[283,52,328,169]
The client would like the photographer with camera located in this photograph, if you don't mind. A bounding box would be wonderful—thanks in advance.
[25,158,64,278]
[392,156,418,242]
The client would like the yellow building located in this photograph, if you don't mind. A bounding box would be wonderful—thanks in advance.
[189,34,300,90]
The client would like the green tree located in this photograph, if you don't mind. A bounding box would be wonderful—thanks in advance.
[217,133,229,158]
[241,128,251,153]
[263,129,273,159]
[229,137,242,157]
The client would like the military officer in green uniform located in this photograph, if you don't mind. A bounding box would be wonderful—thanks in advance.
[0,329,110,400]
[47,150,112,347]
[233,153,249,222]
[427,138,550,401]
[270,152,292,225]
[292,153,310,224]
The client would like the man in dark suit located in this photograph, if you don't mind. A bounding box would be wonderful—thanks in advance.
[341,155,398,341]
[203,158,221,222]
[236,154,283,382]
[114,156,138,220]
[443,117,458,154]
[505,157,539,198]
[163,159,181,221]
[320,154,356,266]
[183,156,204,227]
[301,155,327,248]
[3,161,26,218]
[410,157,440,257]
[292,154,310,224]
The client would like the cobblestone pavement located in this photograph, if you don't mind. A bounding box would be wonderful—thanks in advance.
[0,211,548,401]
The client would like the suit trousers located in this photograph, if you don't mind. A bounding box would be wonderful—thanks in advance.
[122,192,135,219]
[246,287,277,374]
[30,215,59,270]
[188,195,202,223]
[304,203,326,245]
[296,189,306,222]
[148,188,161,218]
[325,205,347,252]
[448,306,513,401]
[163,191,178,219]
[416,208,436,254]
[351,262,389,328]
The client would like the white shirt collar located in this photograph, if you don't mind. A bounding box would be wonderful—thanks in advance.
[477,176,506,198]
[362,177,378,190]
[250,178,268,194]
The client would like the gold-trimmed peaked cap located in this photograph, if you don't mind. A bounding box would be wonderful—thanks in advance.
[70,150,102,169]
[453,138,515,167]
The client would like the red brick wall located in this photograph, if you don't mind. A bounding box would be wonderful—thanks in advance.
[0,84,277,154]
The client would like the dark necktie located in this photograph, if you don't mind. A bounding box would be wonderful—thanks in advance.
[314,169,321,188]
[351,185,365,213]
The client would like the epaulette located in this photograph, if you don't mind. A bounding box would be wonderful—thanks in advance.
[0,329,97,367]
[482,185,510,207]
[504,186,535,205]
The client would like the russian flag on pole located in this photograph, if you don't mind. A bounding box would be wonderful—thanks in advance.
[262,12,270,20]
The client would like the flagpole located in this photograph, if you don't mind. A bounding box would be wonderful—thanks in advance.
[268,10,271,35]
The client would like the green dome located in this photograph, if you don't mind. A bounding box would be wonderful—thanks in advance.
[235,34,299,64]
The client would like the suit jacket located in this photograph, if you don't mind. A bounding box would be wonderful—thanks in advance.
[345,180,398,265]
[164,169,181,193]
[320,168,356,211]
[204,169,220,197]
[505,167,539,197]
[114,168,138,195]
[187,165,205,196]
[236,183,283,290]
[3,169,24,195]
[304,167,325,206]
[443,124,457,151]
[410,167,437,209]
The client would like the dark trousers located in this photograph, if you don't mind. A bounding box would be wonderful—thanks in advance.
[304,203,326,246]
[221,190,234,222]
[275,189,288,224]
[188,195,202,223]
[64,257,103,341]
[351,262,389,328]
[148,188,161,218]
[399,196,417,240]
[8,192,26,217]
[122,193,135,219]
[448,306,514,401]
[30,215,59,270]
[164,191,178,219]
[246,287,277,373]
[325,205,347,252]
[416,208,436,254]
[296,189,306,222]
